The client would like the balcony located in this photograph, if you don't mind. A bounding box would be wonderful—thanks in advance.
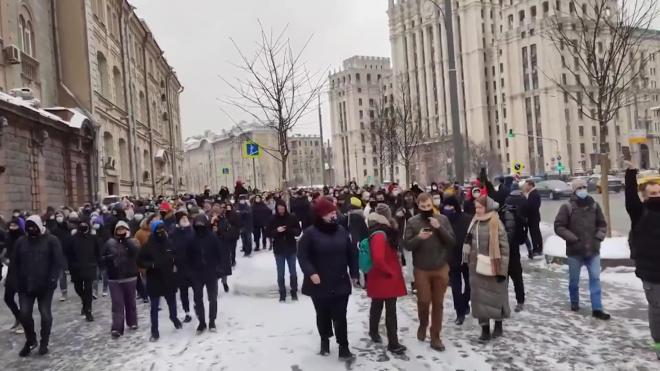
[20,52,39,83]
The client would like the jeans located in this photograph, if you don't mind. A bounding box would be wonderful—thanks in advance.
[567,255,602,310]
[369,298,399,345]
[4,285,20,322]
[149,293,178,335]
[59,270,68,295]
[241,231,253,256]
[643,281,660,343]
[73,279,94,314]
[414,265,449,345]
[94,268,109,295]
[253,227,267,249]
[19,289,54,345]
[275,254,298,296]
[108,280,138,334]
[192,277,219,325]
[312,295,350,347]
[508,242,525,304]
[449,263,471,316]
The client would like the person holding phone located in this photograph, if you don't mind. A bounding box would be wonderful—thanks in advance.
[267,200,302,302]
[404,193,456,352]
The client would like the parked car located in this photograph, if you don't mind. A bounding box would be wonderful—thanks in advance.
[587,175,623,193]
[536,180,573,200]
[518,176,544,188]
[102,195,121,206]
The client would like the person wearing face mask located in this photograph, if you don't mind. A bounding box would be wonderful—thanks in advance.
[102,221,140,338]
[404,193,456,352]
[626,162,660,359]
[11,215,64,357]
[159,202,177,235]
[92,215,110,298]
[66,216,102,322]
[396,191,418,293]
[554,178,610,321]
[364,194,378,217]
[267,200,302,302]
[236,195,254,257]
[252,195,273,252]
[431,193,443,213]
[442,194,473,326]
[138,220,183,342]
[297,198,359,360]
[171,209,195,323]
[219,203,241,267]
[48,210,72,303]
[189,214,230,334]
[290,189,313,230]
[3,217,26,334]
[129,207,146,236]
[502,183,528,313]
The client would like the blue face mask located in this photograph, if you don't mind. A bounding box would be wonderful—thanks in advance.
[576,189,589,199]
[442,208,456,217]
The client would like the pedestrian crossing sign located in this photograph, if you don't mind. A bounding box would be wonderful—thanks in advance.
[242,141,262,159]
[512,161,525,175]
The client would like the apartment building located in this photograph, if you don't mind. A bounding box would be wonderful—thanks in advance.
[288,134,323,187]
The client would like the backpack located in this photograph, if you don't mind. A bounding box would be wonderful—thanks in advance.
[358,231,385,274]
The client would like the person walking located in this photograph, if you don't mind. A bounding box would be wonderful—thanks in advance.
[49,211,71,302]
[291,189,313,230]
[236,195,254,257]
[554,179,610,320]
[523,180,543,258]
[464,196,510,342]
[102,221,140,338]
[171,209,195,323]
[442,194,473,325]
[396,191,418,293]
[189,214,230,334]
[222,203,241,267]
[503,183,528,312]
[266,200,302,302]
[625,162,660,358]
[298,198,359,360]
[366,204,407,355]
[11,215,64,357]
[3,217,25,334]
[137,220,183,341]
[66,216,102,322]
[403,193,456,352]
[252,195,272,251]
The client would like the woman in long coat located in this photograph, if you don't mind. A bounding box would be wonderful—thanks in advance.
[465,196,510,342]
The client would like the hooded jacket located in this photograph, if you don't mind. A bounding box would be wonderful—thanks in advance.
[102,221,139,281]
[365,213,407,299]
[134,218,152,247]
[290,195,312,229]
[554,195,607,257]
[252,200,273,228]
[266,203,301,256]
[403,211,456,271]
[189,214,231,281]
[137,226,178,297]
[442,196,474,267]
[67,218,102,281]
[170,222,195,279]
[11,215,65,294]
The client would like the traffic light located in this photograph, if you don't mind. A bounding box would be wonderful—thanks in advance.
[507,129,515,139]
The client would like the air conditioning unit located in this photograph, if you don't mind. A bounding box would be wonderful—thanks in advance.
[9,87,34,100]
[3,45,21,65]
[105,156,116,169]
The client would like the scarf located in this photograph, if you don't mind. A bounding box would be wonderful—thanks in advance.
[465,211,502,275]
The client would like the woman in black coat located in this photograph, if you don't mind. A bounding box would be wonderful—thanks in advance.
[252,195,273,251]
[266,200,301,302]
[66,217,102,321]
[297,198,359,361]
[137,220,182,341]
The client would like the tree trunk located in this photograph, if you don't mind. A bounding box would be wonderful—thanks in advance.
[405,160,411,188]
[599,153,612,237]
[281,154,289,202]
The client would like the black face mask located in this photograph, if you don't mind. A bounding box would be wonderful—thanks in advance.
[194,225,207,234]
[27,226,40,237]
[9,228,22,239]
[369,201,377,208]
[116,233,128,241]
[645,197,660,211]
[420,209,434,219]
[79,224,90,234]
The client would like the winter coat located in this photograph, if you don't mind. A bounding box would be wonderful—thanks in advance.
[66,232,102,281]
[134,219,151,247]
[446,212,473,268]
[3,227,24,289]
[394,205,416,250]
[216,212,241,242]
[137,235,178,297]
[290,197,312,229]
[503,191,528,246]
[189,215,231,281]
[266,210,301,256]
[170,226,195,281]
[252,202,273,228]
[554,196,607,257]
[102,238,139,281]
[525,189,542,224]
[297,220,359,299]
[467,214,510,321]
[237,203,254,232]
[403,213,456,271]
[346,209,369,245]
[365,223,407,300]
[12,230,64,295]
[625,169,660,283]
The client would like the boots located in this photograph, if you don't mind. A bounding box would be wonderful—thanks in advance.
[173,318,183,330]
[417,325,427,342]
[209,321,217,333]
[183,314,193,323]
[369,333,382,343]
[196,322,207,335]
[455,314,465,326]
[85,312,95,322]
[387,343,407,355]
[279,292,286,303]
[338,346,355,361]
[479,325,491,342]
[38,342,49,356]
[492,321,503,338]
[592,310,611,321]
[291,291,298,301]
[319,338,330,355]
[19,339,37,357]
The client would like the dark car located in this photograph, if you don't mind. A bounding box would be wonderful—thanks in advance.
[587,176,623,193]
[536,180,573,200]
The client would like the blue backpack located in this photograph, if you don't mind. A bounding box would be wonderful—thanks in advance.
[358,231,385,274]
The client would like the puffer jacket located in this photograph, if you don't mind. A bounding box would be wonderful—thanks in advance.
[266,205,302,256]
[137,234,178,297]
[189,214,231,281]
[67,231,102,281]
[554,196,607,257]
[102,237,139,281]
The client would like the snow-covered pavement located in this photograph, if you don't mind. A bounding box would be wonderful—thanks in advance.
[0,249,657,370]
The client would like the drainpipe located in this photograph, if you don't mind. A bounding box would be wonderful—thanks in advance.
[165,70,177,194]
[142,32,157,196]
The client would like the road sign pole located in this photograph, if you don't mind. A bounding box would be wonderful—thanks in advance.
[252,157,257,191]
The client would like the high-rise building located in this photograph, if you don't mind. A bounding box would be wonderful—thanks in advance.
[328,56,405,186]
[388,0,660,177]
[288,134,324,187]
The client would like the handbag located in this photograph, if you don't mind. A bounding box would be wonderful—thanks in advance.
[476,254,495,276]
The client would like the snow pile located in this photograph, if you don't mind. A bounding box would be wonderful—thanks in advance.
[544,235,630,259]
[0,92,88,129]
[230,250,303,298]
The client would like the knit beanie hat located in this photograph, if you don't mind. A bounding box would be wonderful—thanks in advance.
[571,178,588,192]
[374,203,392,220]
[350,197,362,209]
[313,198,337,218]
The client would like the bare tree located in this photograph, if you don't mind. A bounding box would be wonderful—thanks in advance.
[222,22,326,191]
[545,0,658,236]
[392,75,425,186]
[371,85,398,184]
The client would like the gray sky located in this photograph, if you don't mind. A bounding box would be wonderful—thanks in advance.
[130,0,392,139]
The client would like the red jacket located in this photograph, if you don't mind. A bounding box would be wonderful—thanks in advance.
[366,232,407,299]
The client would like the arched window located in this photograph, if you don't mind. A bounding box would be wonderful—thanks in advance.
[75,163,86,205]
[139,91,146,122]
[18,11,35,57]
[97,52,109,97]
[143,149,151,181]
[118,138,129,179]
[112,66,124,107]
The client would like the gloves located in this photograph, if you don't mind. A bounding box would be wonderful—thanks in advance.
[496,275,507,283]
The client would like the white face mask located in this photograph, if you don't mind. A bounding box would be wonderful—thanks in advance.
[92,224,101,230]
[56,216,64,223]
[432,198,442,207]
[134,214,144,222]
[179,220,191,228]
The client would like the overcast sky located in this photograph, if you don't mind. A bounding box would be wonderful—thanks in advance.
[130,0,392,139]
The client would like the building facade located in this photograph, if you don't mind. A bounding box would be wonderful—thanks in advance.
[288,134,324,187]
[328,56,406,186]
[388,0,660,177]
[184,124,282,193]
[55,0,184,198]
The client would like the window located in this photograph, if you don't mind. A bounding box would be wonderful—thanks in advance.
[543,2,549,14]
[359,98,363,106]
[18,12,35,57]
[103,132,115,158]
[113,67,124,107]
[118,139,130,179]
[579,126,584,136]
[97,52,110,97]
[531,6,537,18]
[139,91,146,121]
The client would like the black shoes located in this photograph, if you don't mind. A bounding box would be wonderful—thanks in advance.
[38,343,48,356]
[369,333,382,343]
[515,303,524,313]
[593,310,611,321]
[479,325,491,342]
[291,292,298,301]
[196,323,207,335]
[492,321,503,338]
[338,346,355,361]
[455,314,465,326]
[571,303,580,312]
[223,282,230,293]
[150,331,160,342]
[209,321,217,333]
[279,293,286,303]
[19,340,37,357]
[111,330,122,339]
[320,338,330,355]
[85,312,94,322]
[183,314,193,323]
[388,343,407,355]
[173,319,183,329]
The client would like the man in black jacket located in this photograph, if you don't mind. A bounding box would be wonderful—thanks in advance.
[171,210,195,323]
[237,195,254,256]
[503,184,528,312]
[252,195,273,251]
[2,217,24,333]
[11,215,64,357]
[67,216,102,322]
[220,203,241,267]
[290,190,312,230]
[267,201,302,302]
[49,211,71,302]
[625,162,660,358]
[523,180,543,257]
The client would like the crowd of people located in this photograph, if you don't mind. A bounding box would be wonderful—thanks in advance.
[0,166,659,361]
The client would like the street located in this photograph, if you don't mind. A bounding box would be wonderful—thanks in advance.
[540,192,629,235]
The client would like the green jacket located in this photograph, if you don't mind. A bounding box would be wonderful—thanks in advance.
[403,213,456,271]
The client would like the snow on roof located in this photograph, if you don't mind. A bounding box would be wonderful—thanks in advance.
[0,92,90,130]
[42,107,90,129]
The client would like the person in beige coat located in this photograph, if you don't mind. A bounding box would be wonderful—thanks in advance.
[464,196,510,342]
